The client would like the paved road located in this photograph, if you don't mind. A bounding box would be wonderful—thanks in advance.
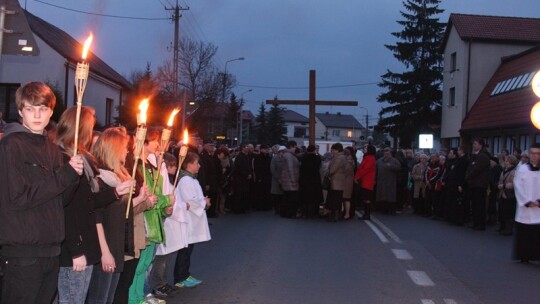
[165,210,537,304]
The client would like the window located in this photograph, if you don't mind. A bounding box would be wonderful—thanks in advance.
[105,98,114,126]
[492,136,501,155]
[0,83,21,121]
[449,87,456,106]
[536,134,540,144]
[347,130,352,138]
[450,52,457,72]
[506,136,515,152]
[490,72,537,96]
[519,134,529,151]
[332,129,341,137]
[450,137,460,148]
[294,126,307,138]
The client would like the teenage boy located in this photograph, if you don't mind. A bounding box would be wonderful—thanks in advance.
[0,82,83,304]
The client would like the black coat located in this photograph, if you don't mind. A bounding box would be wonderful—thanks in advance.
[299,153,323,205]
[466,149,491,189]
[0,123,79,257]
[59,153,118,267]
[198,150,221,194]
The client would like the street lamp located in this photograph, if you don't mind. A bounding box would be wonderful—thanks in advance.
[358,106,369,140]
[239,89,253,144]
[222,57,245,103]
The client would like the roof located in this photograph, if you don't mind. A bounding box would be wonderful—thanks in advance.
[461,45,540,132]
[442,13,540,49]
[316,112,363,129]
[24,10,131,88]
[281,109,308,123]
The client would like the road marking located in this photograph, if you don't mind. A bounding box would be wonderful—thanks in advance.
[444,299,458,304]
[421,300,435,304]
[364,220,389,243]
[392,249,413,260]
[370,215,403,243]
[407,270,435,287]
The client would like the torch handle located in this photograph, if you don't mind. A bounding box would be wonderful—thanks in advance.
[125,156,139,219]
[73,102,82,156]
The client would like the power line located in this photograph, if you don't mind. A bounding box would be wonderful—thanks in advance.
[34,0,170,20]
[237,82,379,90]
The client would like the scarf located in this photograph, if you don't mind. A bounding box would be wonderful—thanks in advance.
[98,168,122,187]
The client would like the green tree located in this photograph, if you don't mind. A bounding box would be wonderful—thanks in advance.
[254,102,268,144]
[377,0,445,148]
[266,104,287,145]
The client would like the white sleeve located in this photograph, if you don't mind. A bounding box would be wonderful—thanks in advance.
[178,177,206,217]
[514,167,530,207]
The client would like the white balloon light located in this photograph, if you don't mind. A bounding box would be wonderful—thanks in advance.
[530,71,540,129]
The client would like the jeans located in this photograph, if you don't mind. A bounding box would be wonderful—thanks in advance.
[174,244,194,283]
[86,265,120,304]
[150,253,170,289]
[1,255,59,304]
[57,265,93,304]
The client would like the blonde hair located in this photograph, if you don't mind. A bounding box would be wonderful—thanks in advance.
[92,127,130,181]
[55,106,96,155]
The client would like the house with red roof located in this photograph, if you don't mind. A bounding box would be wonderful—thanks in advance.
[460,46,540,154]
[0,0,130,126]
[440,13,540,150]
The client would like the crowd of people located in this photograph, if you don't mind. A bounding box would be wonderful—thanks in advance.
[1,82,540,304]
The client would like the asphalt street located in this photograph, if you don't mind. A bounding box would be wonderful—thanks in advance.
[165,209,538,304]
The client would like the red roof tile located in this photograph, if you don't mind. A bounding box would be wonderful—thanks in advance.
[461,45,540,132]
[442,14,540,49]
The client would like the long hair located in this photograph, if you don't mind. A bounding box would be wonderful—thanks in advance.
[55,106,96,155]
[92,127,130,181]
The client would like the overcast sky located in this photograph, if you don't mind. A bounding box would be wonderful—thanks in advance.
[20,0,540,127]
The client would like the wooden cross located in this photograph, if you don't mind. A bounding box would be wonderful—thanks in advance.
[266,70,358,146]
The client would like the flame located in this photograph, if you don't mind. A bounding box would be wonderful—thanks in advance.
[81,33,93,60]
[167,108,180,127]
[183,129,189,145]
[138,98,150,125]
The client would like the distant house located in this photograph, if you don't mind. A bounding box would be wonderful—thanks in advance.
[281,109,309,143]
[315,112,363,142]
[440,13,540,148]
[0,6,131,126]
[460,46,540,155]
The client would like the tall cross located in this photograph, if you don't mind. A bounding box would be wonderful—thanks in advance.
[266,70,358,146]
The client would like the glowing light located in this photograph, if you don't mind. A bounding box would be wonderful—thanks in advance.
[82,33,93,60]
[167,108,180,127]
[137,98,150,125]
[183,129,189,145]
[532,71,540,98]
[530,101,540,129]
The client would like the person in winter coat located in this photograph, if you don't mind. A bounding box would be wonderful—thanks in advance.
[280,141,301,218]
[355,144,376,220]
[466,138,491,231]
[299,145,323,219]
[270,145,285,214]
[327,143,348,221]
[497,155,518,236]
[375,148,401,214]
[0,82,83,304]
[411,154,428,215]
[424,154,445,219]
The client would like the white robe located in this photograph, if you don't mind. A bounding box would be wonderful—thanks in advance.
[177,175,211,244]
[513,164,540,224]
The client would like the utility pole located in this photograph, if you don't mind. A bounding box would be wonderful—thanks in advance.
[166,1,189,132]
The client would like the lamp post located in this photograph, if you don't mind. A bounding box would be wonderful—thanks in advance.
[239,89,253,145]
[222,57,245,103]
[358,106,369,140]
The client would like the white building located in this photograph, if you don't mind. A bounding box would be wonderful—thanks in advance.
[0,5,130,126]
[440,13,540,148]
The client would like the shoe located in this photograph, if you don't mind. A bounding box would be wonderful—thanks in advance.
[175,278,199,288]
[144,293,167,304]
[186,275,203,285]
[153,284,176,299]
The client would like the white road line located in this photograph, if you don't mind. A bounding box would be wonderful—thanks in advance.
[444,299,458,304]
[407,270,435,287]
[364,220,389,243]
[392,249,413,260]
[370,215,403,244]
[421,300,435,304]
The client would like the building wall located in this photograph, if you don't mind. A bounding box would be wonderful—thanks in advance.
[0,35,122,126]
[441,26,536,140]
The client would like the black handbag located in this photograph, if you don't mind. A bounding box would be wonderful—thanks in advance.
[322,174,331,190]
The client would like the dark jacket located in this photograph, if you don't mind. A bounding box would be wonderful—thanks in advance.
[59,152,118,267]
[444,156,468,190]
[0,123,79,257]
[466,149,491,189]
[198,150,221,194]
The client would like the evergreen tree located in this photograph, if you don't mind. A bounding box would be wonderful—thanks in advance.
[227,93,240,130]
[266,104,287,145]
[377,0,445,148]
[254,102,268,144]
